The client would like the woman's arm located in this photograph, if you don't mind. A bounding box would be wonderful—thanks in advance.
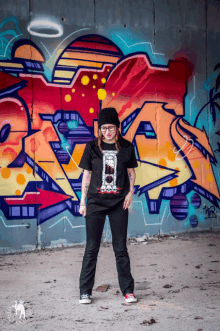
[80,169,92,206]
[127,168,136,192]
[123,168,136,209]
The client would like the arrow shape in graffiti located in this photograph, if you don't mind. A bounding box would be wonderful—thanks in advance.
[4,189,72,210]
[135,160,179,196]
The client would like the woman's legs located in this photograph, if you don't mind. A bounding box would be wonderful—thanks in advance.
[79,212,106,296]
[108,208,134,296]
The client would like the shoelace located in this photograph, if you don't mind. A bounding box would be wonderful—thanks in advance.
[81,294,89,299]
[126,293,135,297]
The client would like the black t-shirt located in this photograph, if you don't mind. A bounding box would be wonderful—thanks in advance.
[78,136,138,214]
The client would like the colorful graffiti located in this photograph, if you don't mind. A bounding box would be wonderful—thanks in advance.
[0,17,219,229]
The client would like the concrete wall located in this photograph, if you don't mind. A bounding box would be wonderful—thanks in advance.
[0,0,220,254]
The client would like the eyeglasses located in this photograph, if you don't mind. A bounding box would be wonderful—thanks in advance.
[101,125,116,132]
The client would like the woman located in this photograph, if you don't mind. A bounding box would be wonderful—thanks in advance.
[78,107,138,304]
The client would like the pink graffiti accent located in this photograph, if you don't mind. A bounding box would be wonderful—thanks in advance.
[5,189,72,210]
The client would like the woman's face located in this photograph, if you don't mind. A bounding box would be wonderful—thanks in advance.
[100,123,117,142]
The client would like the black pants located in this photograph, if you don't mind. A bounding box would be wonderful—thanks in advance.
[79,207,134,296]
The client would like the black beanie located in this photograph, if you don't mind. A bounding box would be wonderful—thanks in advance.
[98,107,120,128]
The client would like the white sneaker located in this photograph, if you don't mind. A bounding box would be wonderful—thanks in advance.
[124,293,137,303]
[79,294,91,304]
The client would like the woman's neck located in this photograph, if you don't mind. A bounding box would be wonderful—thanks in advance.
[102,138,116,144]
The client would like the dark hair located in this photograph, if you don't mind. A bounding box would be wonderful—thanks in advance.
[95,127,122,154]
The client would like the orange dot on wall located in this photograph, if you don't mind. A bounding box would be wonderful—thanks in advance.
[167,150,176,162]
[97,88,106,100]
[65,94,71,102]
[206,174,213,182]
[194,160,199,168]
[165,141,171,148]
[16,174,26,185]
[169,178,178,187]
[15,190,21,195]
[26,166,32,174]
[81,75,90,85]
[1,167,11,179]
[158,158,167,169]
[205,163,210,170]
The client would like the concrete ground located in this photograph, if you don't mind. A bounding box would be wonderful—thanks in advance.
[0,229,220,331]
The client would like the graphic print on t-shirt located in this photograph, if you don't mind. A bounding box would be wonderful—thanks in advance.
[98,150,121,194]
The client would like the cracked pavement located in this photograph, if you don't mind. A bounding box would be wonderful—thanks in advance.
[0,229,220,331]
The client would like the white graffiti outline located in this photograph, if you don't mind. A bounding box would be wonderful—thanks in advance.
[0,33,23,58]
[0,216,29,228]
[40,28,90,58]
[132,201,146,225]
[189,76,196,119]
[132,201,168,226]
[173,135,194,160]
[116,34,165,57]
[49,216,85,229]
[27,19,63,38]
[160,205,168,224]
[66,146,79,169]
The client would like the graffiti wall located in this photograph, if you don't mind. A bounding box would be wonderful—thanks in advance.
[0,1,220,253]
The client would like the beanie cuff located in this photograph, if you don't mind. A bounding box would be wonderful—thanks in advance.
[98,107,120,128]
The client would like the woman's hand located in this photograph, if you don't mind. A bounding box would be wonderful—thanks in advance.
[79,169,91,217]
[123,191,133,210]
[79,205,87,217]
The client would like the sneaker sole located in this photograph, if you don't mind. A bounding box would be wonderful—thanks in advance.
[79,299,91,304]
[124,298,137,303]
